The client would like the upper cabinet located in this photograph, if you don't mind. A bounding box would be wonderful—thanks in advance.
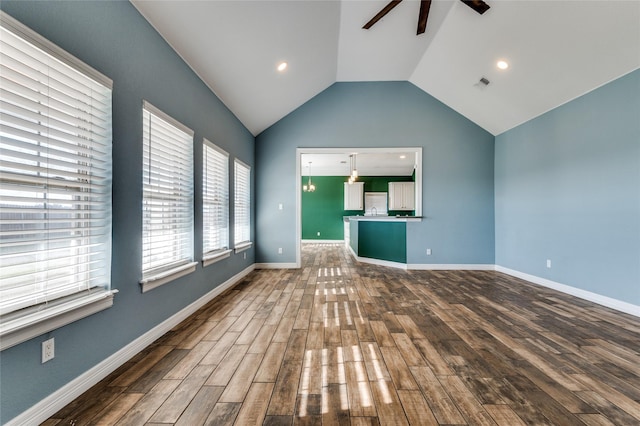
[388,182,415,211]
[344,182,364,210]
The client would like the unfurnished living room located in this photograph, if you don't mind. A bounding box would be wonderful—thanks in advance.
[0,1,638,425]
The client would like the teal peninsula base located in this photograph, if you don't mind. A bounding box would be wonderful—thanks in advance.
[347,216,421,266]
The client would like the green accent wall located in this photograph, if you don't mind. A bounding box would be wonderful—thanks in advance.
[301,175,414,240]
[358,221,407,263]
[302,176,347,240]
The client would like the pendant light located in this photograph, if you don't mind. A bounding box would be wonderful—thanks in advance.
[303,162,316,192]
[352,153,358,178]
[348,154,358,184]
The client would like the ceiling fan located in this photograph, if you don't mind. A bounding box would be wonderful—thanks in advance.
[363,0,490,35]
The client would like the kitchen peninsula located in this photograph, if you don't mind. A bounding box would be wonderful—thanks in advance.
[344,215,422,267]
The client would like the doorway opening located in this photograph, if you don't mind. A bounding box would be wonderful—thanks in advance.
[295,147,422,267]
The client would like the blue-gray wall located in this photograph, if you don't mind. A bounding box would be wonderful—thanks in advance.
[495,69,640,305]
[255,82,495,265]
[4,1,637,422]
[0,2,254,422]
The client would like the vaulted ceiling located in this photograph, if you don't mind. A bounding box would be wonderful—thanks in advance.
[131,0,640,136]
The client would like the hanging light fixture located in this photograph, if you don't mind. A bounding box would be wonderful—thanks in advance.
[303,161,316,192]
[348,154,358,184]
[352,153,358,178]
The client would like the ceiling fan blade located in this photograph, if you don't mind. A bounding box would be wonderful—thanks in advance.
[363,0,404,30]
[460,0,490,15]
[417,0,432,35]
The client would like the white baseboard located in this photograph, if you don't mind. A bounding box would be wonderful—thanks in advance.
[495,265,640,318]
[10,259,638,425]
[301,239,344,244]
[347,245,407,270]
[348,245,494,271]
[407,264,495,270]
[6,264,255,426]
[354,255,408,270]
[254,262,298,269]
[349,249,639,318]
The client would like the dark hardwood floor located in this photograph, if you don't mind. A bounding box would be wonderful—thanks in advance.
[44,243,640,425]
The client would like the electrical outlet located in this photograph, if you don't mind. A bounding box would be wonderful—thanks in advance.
[317,232,320,236]
[278,203,283,210]
[278,247,283,254]
[426,248,432,256]
[546,259,551,268]
[243,252,246,260]
[42,337,55,363]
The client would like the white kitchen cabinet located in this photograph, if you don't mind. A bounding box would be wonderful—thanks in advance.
[388,182,415,210]
[344,182,364,210]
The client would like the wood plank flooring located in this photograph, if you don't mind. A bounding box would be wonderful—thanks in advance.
[44,243,640,425]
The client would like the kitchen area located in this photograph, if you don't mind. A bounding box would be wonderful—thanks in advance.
[300,149,422,267]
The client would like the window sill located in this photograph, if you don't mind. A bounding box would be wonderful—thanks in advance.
[202,249,232,267]
[234,241,253,254]
[140,262,197,293]
[0,290,118,351]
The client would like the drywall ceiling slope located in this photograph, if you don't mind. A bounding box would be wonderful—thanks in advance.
[336,0,454,81]
[410,0,640,135]
[132,0,340,136]
[132,0,640,136]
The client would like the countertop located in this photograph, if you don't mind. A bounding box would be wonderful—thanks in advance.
[344,215,423,222]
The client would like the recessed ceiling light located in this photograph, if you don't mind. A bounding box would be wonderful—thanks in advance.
[277,62,288,72]
[399,155,406,159]
[497,60,509,70]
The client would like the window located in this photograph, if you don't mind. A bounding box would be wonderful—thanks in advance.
[233,159,251,251]
[202,140,230,266]
[141,101,195,292]
[0,11,114,350]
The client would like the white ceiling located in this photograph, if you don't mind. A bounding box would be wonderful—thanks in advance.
[131,0,640,136]
[301,151,417,176]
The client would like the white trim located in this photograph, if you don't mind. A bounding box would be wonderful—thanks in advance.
[295,149,302,269]
[354,256,408,270]
[202,249,232,267]
[346,247,639,317]
[6,261,637,425]
[347,216,422,222]
[202,140,230,258]
[142,100,193,136]
[347,245,407,270]
[301,239,344,244]
[347,252,639,317]
[495,265,640,318]
[255,263,299,269]
[234,241,253,254]
[0,291,117,351]
[296,147,423,272]
[0,11,113,89]
[413,149,422,216]
[140,262,198,293]
[5,265,255,426]
[233,157,250,170]
[203,138,229,157]
[408,264,496,270]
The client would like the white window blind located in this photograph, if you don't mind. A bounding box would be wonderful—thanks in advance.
[142,101,194,280]
[0,11,113,336]
[203,139,229,256]
[234,159,250,246]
